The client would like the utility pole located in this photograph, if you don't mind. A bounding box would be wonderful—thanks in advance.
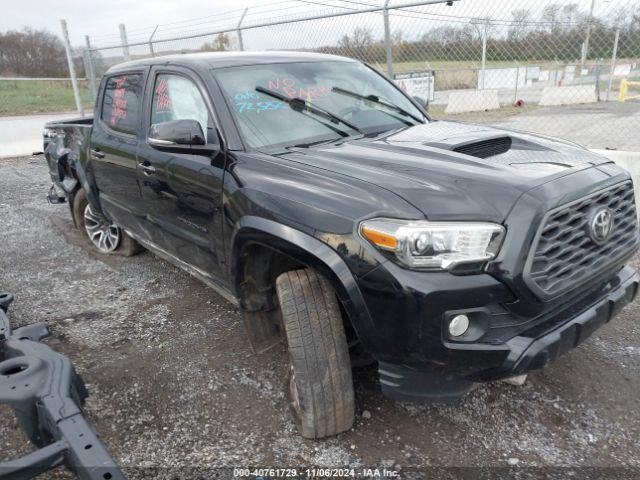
[119,23,131,61]
[60,19,84,117]
[474,17,489,90]
[582,0,596,67]
[606,29,620,101]
[383,0,393,78]
[470,17,489,89]
[84,35,98,103]
[237,8,248,51]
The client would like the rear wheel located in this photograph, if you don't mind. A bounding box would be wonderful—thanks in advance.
[83,203,120,252]
[276,268,355,438]
[72,189,141,256]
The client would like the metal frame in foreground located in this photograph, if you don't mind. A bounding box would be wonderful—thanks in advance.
[0,292,125,480]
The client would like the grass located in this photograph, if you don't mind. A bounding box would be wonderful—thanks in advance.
[0,80,93,116]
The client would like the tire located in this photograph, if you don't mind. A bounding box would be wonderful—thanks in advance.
[72,189,142,256]
[276,268,355,438]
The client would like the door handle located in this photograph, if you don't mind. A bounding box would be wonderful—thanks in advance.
[90,149,105,159]
[138,163,156,176]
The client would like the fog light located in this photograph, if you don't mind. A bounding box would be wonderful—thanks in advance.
[449,314,469,337]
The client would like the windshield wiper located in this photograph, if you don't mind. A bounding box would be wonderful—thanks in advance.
[290,137,346,149]
[331,86,425,125]
[255,86,363,134]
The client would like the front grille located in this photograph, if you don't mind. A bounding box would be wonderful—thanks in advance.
[526,181,639,298]
[453,136,512,159]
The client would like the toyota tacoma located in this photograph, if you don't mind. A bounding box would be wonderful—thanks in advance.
[42,52,639,439]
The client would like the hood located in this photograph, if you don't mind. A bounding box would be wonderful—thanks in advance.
[279,121,610,223]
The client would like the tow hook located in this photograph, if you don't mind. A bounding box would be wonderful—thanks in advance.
[46,184,66,204]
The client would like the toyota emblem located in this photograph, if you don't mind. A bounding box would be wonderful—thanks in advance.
[589,208,614,245]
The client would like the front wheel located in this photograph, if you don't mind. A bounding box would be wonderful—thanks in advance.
[72,189,142,256]
[276,269,355,438]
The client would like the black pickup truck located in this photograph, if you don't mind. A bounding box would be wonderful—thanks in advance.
[43,51,639,439]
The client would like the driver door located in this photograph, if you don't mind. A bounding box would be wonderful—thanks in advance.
[136,67,228,285]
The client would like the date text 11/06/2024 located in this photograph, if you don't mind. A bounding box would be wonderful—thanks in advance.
[233,468,400,478]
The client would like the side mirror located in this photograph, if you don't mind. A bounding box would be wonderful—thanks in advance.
[149,119,213,153]
[412,95,429,110]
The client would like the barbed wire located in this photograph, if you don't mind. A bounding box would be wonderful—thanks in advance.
[86,0,610,48]
[88,0,303,42]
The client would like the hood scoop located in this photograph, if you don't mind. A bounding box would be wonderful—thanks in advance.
[423,134,513,159]
[452,135,512,159]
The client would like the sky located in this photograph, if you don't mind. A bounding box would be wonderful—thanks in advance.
[0,0,276,46]
[0,0,615,51]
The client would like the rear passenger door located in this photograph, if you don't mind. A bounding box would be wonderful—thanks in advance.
[136,67,228,285]
[91,70,147,233]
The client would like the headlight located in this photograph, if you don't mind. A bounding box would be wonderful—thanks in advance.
[359,218,505,270]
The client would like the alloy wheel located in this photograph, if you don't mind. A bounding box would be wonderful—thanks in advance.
[83,204,121,253]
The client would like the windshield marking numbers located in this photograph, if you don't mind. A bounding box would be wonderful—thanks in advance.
[235,91,286,114]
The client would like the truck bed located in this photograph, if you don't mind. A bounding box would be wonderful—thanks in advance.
[45,116,93,128]
[43,117,94,203]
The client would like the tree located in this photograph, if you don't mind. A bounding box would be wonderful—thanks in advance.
[200,32,230,52]
[337,27,374,60]
[509,9,531,40]
[562,3,581,24]
[541,4,562,33]
[316,2,638,67]
[0,28,67,77]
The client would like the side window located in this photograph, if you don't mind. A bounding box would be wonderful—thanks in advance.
[151,74,210,140]
[101,74,143,134]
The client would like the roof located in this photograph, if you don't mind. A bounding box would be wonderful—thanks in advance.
[107,51,356,74]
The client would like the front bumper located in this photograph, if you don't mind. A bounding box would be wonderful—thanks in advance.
[376,266,638,402]
[504,268,638,376]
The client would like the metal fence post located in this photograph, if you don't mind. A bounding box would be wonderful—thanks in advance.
[595,58,602,101]
[237,8,248,51]
[383,0,393,78]
[606,29,620,102]
[481,19,488,90]
[148,26,158,57]
[119,23,131,61]
[84,35,98,103]
[60,19,84,117]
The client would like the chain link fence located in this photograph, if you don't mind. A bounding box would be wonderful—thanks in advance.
[81,0,640,149]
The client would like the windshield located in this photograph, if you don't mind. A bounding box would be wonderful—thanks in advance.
[212,61,427,151]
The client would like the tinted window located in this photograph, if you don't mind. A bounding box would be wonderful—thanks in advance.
[151,74,210,140]
[101,74,143,134]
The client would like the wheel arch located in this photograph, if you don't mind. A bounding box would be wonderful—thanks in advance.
[45,129,104,226]
[69,149,103,223]
[230,216,375,353]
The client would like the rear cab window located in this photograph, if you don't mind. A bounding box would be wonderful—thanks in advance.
[101,74,143,135]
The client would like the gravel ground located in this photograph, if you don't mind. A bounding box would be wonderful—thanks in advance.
[491,101,640,151]
[2,156,640,478]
